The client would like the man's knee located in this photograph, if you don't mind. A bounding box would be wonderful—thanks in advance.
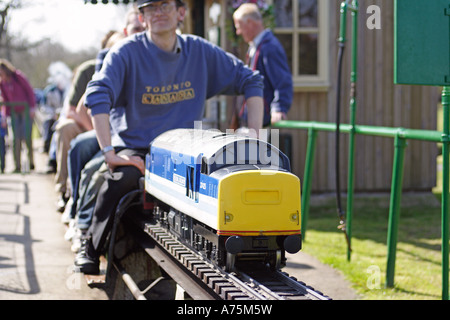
[56,119,77,134]
[105,165,143,190]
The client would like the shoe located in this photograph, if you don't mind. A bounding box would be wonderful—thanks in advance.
[64,219,76,241]
[71,228,86,253]
[74,238,99,275]
[45,166,56,174]
[61,198,73,224]
[45,159,56,174]
[56,193,68,213]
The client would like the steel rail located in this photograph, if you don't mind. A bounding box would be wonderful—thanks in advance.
[142,221,330,300]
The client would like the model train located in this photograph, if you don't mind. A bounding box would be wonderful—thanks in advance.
[144,128,302,271]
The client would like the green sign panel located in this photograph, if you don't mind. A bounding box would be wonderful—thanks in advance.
[394,0,450,86]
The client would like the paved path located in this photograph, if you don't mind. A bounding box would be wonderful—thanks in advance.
[0,143,108,300]
[284,252,360,300]
[0,143,359,300]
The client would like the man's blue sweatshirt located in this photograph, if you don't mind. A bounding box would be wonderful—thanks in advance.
[85,32,264,150]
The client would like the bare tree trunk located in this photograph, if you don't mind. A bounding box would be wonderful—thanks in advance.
[0,4,11,48]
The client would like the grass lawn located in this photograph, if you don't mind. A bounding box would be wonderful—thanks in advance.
[301,192,445,300]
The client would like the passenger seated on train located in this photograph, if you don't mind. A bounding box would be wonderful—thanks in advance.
[54,30,130,215]
[61,34,133,220]
[62,10,144,251]
[74,0,264,275]
[53,60,96,213]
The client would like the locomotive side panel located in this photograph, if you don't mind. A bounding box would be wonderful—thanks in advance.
[145,148,219,229]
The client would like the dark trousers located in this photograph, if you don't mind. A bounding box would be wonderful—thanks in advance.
[87,148,147,256]
[11,112,34,170]
[42,118,55,153]
[0,134,5,172]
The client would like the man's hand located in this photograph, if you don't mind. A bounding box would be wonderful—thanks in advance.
[271,111,287,124]
[104,151,145,175]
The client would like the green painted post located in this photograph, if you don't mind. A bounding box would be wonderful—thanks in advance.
[337,0,359,261]
[300,128,317,241]
[441,86,450,300]
[338,1,347,44]
[345,0,359,261]
[386,135,407,288]
[337,0,349,259]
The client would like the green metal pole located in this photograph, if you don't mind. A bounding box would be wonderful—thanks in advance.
[441,86,450,300]
[301,128,318,241]
[345,0,359,261]
[336,0,350,259]
[274,121,443,142]
[339,1,348,44]
[386,135,407,288]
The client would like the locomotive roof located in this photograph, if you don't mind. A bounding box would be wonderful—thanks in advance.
[150,129,291,172]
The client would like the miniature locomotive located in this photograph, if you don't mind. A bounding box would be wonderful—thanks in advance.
[144,128,302,270]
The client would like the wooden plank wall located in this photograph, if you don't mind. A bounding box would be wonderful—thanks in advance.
[285,0,440,193]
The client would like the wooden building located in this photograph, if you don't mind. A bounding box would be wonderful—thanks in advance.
[181,0,440,193]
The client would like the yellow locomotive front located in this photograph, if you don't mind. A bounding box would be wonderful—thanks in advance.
[216,169,302,269]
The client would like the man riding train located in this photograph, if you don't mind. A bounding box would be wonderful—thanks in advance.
[74,0,265,274]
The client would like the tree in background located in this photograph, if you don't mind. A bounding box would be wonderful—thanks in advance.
[0,0,21,50]
[0,0,96,88]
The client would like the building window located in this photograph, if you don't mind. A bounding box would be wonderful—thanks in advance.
[273,0,329,90]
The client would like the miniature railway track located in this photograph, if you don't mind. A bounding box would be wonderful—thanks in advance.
[142,222,331,300]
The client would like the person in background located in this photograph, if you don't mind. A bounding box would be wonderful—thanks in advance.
[40,80,66,154]
[52,59,96,213]
[0,59,36,173]
[231,3,293,130]
[74,0,264,274]
[40,62,73,175]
